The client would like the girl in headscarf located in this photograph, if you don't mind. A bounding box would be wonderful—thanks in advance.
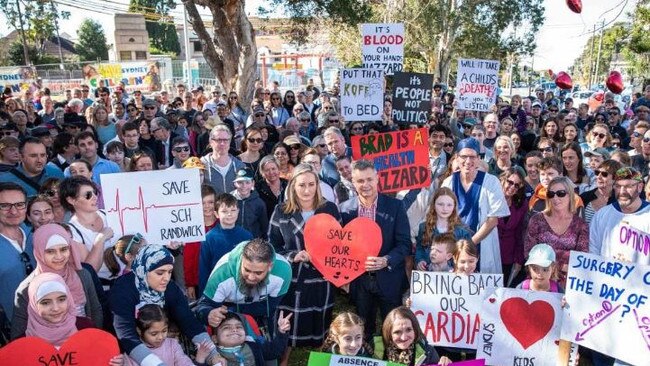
[11,223,104,339]
[110,245,218,366]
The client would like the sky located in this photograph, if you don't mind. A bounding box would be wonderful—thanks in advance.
[0,0,639,71]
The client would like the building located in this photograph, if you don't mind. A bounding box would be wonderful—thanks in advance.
[0,30,78,62]
[113,13,149,61]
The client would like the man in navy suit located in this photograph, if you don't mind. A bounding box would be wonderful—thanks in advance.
[338,159,411,344]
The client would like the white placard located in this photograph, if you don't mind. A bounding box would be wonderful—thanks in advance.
[476,288,578,366]
[410,271,503,349]
[455,58,500,112]
[340,68,384,122]
[361,23,404,75]
[101,169,206,244]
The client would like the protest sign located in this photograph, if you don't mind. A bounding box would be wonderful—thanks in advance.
[340,68,384,122]
[83,61,162,92]
[561,251,650,365]
[304,214,381,287]
[0,66,38,94]
[351,128,430,193]
[361,23,404,75]
[421,360,486,366]
[598,216,650,265]
[102,169,205,243]
[308,352,401,366]
[410,271,503,349]
[391,72,433,125]
[0,328,119,366]
[455,59,500,112]
[476,288,578,366]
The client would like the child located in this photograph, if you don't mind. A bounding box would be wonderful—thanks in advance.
[427,233,455,272]
[133,304,212,366]
[105,141,130,172]
[453,239,479,276]
[529,157,584,214]
[517,243,562,293]
[231,168,269,239]
[198,193,253,293]
[211,311,292,365]
[103,233,145,281]
[321,312,373,357]
[415,188,473,271]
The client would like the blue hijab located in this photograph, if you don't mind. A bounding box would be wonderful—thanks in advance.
[132,245,174,310]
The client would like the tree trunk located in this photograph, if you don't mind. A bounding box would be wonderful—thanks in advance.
[184,0,257,109]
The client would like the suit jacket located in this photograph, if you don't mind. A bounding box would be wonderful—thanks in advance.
[338,194,410,299]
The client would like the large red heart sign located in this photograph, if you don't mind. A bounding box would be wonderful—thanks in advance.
[555,72,573,90]
[0,328,120,366]
[500,298,555,350]
[606,71,624,94]
[566,0,582,14]
[304,214,382,287]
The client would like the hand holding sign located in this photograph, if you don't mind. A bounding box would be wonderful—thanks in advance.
[0,328,120,366]
[304,214,382,287]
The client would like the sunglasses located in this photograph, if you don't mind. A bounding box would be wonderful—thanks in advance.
[125,233,143,255]
[173,146,190,153]
[20,251,34,276]
[255,113,265,117]
[300,119,310,122]
[443,143,454,148]
[144,106,156,110]
[272,97,281,100]
[1,131,14,136]
[643,137,650,143]
[633,132,642,138]
[592,132,607,139]
[595,170,609,178]
[290,144,302,150]
[81,189,98,200]
[318,144,326,148]
[547,189,568,199]
[43,189,57,197]
[286,95,294,99]
[549,109,558,113]
[247,137,263,144]
[609,112,619,116]
[229,96,238,99]
[506,179,522,189]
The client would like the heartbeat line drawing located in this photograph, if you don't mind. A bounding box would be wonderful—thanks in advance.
[107,187,200,234]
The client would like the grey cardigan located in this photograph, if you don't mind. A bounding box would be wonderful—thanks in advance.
[10,268,103,339]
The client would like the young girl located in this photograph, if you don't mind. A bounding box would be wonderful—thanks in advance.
[103,234,145,283]
[133,304,212,366]
[517,243,562,293]
[453,239,479,276]
[416,188,473,271]
[211,311,292,365]
[321,312,373,357]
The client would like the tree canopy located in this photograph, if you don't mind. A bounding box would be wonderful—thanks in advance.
[75,19,110,61]
[129,0,181,55]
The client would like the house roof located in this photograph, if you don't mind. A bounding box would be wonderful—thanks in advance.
[0,30,78,58]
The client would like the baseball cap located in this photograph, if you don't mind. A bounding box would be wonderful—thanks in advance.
[456,137,480,154]
[584,148,611,160]
[525,243,556,267]
[234,168,254,182]
[532,101,542,108]
[283,135,302,146]
[142,98,157,107]
[30,126,51,138]
[614,167,643,182]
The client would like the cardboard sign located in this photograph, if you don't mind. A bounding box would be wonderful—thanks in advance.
[351,128,430,193]
[455,59,500,112]
[0,328,120,366]
[361,23,404,75]
[391,72,433,125]
[422,360,486,366]
[561,251,650,365]
[410,271,503,349]
[0,66,38,94]
[102,169,206,244]
[84,61,162,92]
[476,288,578,366]
[341,68,384,122]
[308,352,401,366]
[304,214,382,287]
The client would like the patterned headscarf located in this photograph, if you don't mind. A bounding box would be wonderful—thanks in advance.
[131,245,174,310]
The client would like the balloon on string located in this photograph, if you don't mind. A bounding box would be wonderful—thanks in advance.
[606,71,624,94]
[555,72,573,90]
[566,0,582,14]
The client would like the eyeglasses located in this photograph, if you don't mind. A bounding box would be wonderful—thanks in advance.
[643,137,650,143]
[247,137,263,144]
[318,144,326,148]
[81,189,98,200]
[255,113,265,117]
[328,119,339,123]
[458,154,478,161]
[43,189,57,197]
[633,132,642,138]
[20,251,33,275]
[211,138,230,144]
[592,132,607,139]
[564,119,571,122]
[443,143,454,148]
[151,127,162,133]
[173,146,190,153]
[286,95,294,99]
[262,92,270,95]
[125,233,143,255]
[546,189,568,199]
[505,179,522,189]
[0,201,27,211]
[290,144,302,150]
[144,106,157,110]
[609,112,619,116]
[595,170,609,178]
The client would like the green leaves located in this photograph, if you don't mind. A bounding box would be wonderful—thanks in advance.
[75,19,110,61]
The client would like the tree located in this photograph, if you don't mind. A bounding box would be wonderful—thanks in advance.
[129,0,181,55]
[570,23,629,87]
[76,19,110,61]
[182,0,258,107]
[623,0,650,84]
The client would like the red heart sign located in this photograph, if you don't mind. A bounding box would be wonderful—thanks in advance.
[566,0,582,13]
[555,72,573,90]
[606,71,624,94]
[500,298,555,350]
[0,328,119,366]
[304,214,382,287]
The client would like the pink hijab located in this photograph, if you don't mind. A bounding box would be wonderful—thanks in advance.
[26,272,78,347]
[32,224,86,309]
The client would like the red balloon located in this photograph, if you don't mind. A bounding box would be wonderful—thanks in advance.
[566,0,582,13]
[555,71,573,90]
[606,71,624,94]
[548,69,555,78]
